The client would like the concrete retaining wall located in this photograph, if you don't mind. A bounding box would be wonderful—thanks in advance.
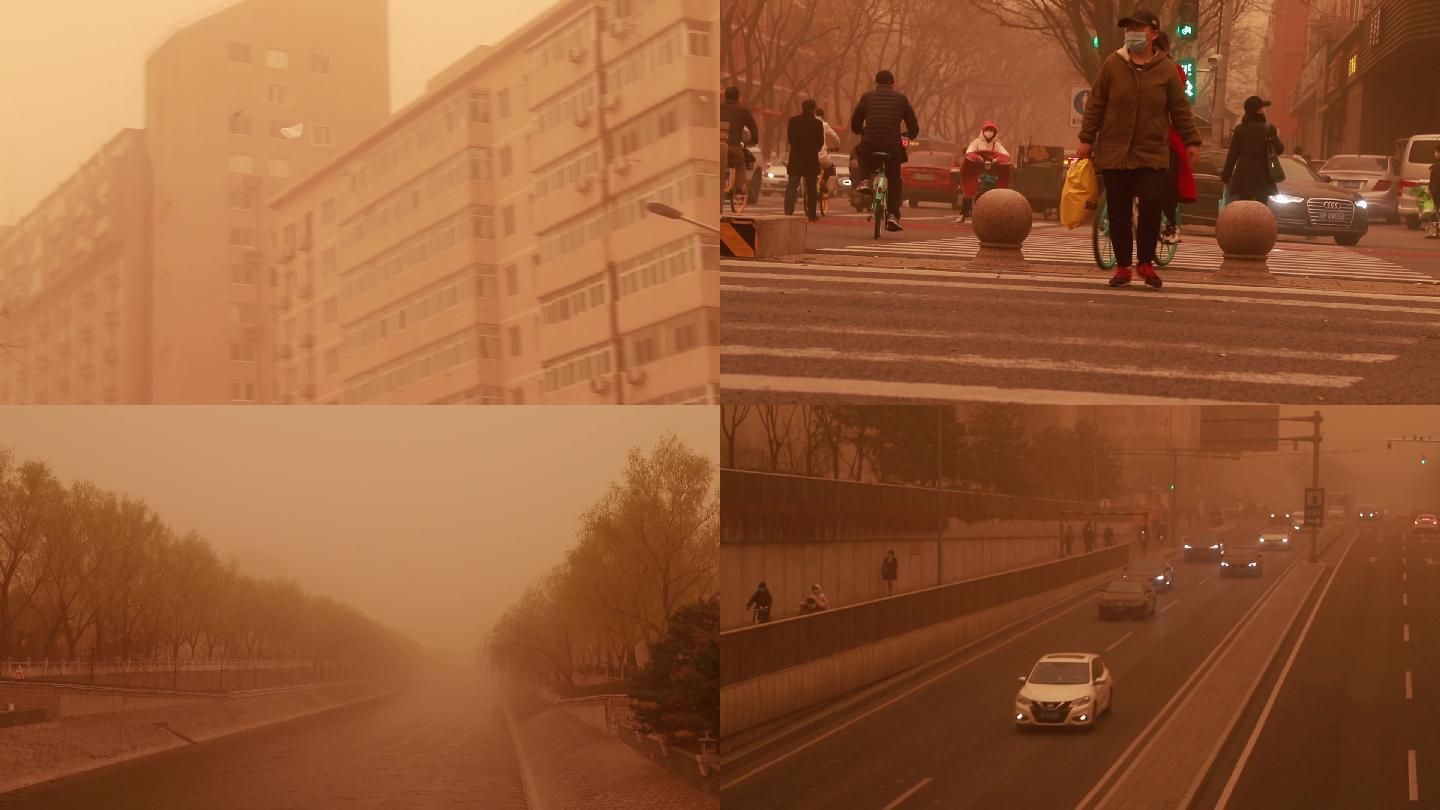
[722,517,1138,628]
[720,547,1135,742]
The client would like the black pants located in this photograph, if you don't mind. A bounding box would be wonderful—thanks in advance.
[1162,150,1179,228]
[1101,167,1167,267]
[855,143,904,218]
[784,168,818,219]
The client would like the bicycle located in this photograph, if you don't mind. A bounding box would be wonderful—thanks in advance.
[1091,194,1179,270]
[816,171,831,218]
[721,149,750,214]
[864,151,892,240]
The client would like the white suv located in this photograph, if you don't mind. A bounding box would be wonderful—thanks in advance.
[1258,526,1292,550]
[1015,653,1113,731]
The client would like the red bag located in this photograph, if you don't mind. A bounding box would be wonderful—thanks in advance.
[1170,63,1198,204]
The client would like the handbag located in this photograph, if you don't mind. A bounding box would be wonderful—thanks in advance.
[1265,125,1285,184]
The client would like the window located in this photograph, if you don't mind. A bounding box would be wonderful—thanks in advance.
[284,223,297,246]
[228,115,252,136]
[508,326,522,356]
[472,208,495,238]
[673,323,696,353]
[322,198,336,224]
[471,148,492,181]
[229,303,258,324]
[311,53,330,73]
[324,297,337,323]
[229,262,256,284]
[266,49,289,69]
[469,89,490,122]
[265,84,291,105]
[227,42,251,63]
[505,265,518,295]
[269,158,291,178]
[687,22,712,56]
[228,189,254,209]
[230,341,257,362]
[312,125,334,146]
[228,227,255,247]
[658,109,678,138]
[498,88,510,118]
[229,381,256,402]
[323,248,337,276]
[227,153,256,174]
[500,146,513,177]
[632,335,656,365]
[502,206,515,236]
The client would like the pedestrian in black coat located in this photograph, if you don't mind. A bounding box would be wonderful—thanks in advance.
[786,98,824,220]
[1083,521,1096,553]
[1221,96,1285,203]
[881,550,899,595]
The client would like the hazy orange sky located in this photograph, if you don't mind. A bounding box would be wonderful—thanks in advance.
[0,407,717,658]
[0,0,552,224]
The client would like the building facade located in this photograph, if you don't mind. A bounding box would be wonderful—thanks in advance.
[267,0,720,405]
[0,130,152,404]
[145,0,392,403]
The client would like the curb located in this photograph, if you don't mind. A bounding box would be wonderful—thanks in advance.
[498,686,545,810]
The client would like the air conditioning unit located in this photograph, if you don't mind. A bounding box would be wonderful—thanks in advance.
[567,47,586,63]
[573,109,592,127]
[575,175,593,193]
[625,366,647,386]
[611,157,632,175]
[589,375,610,394]
[609,20,635,39]
[604,95,621,113]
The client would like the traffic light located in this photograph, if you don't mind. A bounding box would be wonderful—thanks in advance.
[1178,59,1196,100]
[1092,34,1100,48]
[1177,0,1198,39]
[1169,482,1177,491]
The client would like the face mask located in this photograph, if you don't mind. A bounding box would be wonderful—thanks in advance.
[1124,32,1149,51]
[984,131,996,140]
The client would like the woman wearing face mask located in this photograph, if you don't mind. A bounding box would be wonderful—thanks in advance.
[1076,9,1202,289]
[965,121,1009,157]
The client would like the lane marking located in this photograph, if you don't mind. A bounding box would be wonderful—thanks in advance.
[1410,749,1419,802]
[881,777,933,810]
[1404,572,1408,582]
[1079,558,1304,810]
[719,374,1247,406]
[723,345,1362,389]
[1405,670,1413,700]
[1197,575,1213,586]
[723,323,1398,364]
[1215,530,1360,808]
[1161,599,1180,613]
[1403,593,1408,606]
[1105,632,1134,652]
[1405,624,1411,642]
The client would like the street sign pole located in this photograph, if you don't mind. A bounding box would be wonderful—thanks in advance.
[1310,412,1322,562]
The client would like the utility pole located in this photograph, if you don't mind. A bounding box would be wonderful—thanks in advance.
[1212,0,1232,145]
[1202,411,1326,562]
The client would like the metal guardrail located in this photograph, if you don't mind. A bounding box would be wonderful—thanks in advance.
[721,469,1102,542]
[0,660,314,680]
[720,544,1129,686]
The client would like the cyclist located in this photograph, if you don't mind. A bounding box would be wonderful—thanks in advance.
[851,69,919,232]
[965,121,1009,157]
[721,86,760,201]
[816,106,841,204]
[1077,9,1201,289]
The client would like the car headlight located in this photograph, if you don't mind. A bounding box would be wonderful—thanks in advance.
[1156,575,1166,581]
[1221,561,1230,567]
[1183,544,1192,549]
[840,177,852,186]
[1210,544,1221,549]
[1356,199,1368,209]
[766,171,776,178]
[1270,193,1304,204]
[1016,695,1032,706]
[1248,562,1258,567]
[1071,696,1091,707]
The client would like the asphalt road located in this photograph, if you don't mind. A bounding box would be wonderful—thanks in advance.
[1214,519,1438,808]
[722,523,1298,810]
[721,257,1440,404]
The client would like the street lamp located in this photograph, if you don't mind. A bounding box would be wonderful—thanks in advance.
[646,201,719,234]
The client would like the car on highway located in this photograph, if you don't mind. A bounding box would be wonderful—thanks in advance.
[1413,513,1439,535]
[1183,531,1226,563]
[1188,151,1370,246]
[900,150,963,208]
[760,160,789,196]
[1098,579,1156,620]
[1014,653,1113,731]
[1290,510,1306,531]
[1316,155,1402,224]
[1258,517,1293,550]
[1357,504,1382,521]
[1122,558,1174,592]
[1220,547,1264,578]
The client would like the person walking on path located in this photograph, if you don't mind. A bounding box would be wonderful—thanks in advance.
[1221,96,1285,203]
[881,550,899,595]
[809,583,831,610]
[1083,521,1097,553]
[785,99,824,220]
[745,582,773,623]
[1063,525,1076,557]
[1076,8,1202,289]
[1103,525,1116,548]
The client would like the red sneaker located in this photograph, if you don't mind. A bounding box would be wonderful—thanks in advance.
[1108,267,1132,287]
[1136,262,1163,288]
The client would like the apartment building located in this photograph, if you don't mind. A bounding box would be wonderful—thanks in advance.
[145,0,391,403]
[267,0,720,405]
[0,130,151,404]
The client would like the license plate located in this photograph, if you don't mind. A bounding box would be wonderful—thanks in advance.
[1338,180,1362,189]
[912,172,935,181]
[1036,710,1064,722]
[1316,211,1349,223]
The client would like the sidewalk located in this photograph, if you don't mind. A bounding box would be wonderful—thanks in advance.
[503,688,718,810]
[1091,559,1327,809]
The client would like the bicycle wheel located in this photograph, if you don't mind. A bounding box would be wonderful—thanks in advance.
[1156,209,1179,266]
[873,174,886,240]
[1092,198,1117,269]
[730,184,748,214]
[817,178,829,218]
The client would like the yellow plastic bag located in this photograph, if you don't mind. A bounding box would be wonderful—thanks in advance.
[1060,158,1100,229]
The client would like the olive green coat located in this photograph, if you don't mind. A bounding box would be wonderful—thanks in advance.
[1079,49,1203,171]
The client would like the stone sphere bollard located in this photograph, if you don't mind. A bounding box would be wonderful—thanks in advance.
[969,188,1032,268]
[1215,200,1277,275]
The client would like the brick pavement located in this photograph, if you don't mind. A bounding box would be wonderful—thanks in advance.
[1093,561,1326,810]
[504,688,719,810]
